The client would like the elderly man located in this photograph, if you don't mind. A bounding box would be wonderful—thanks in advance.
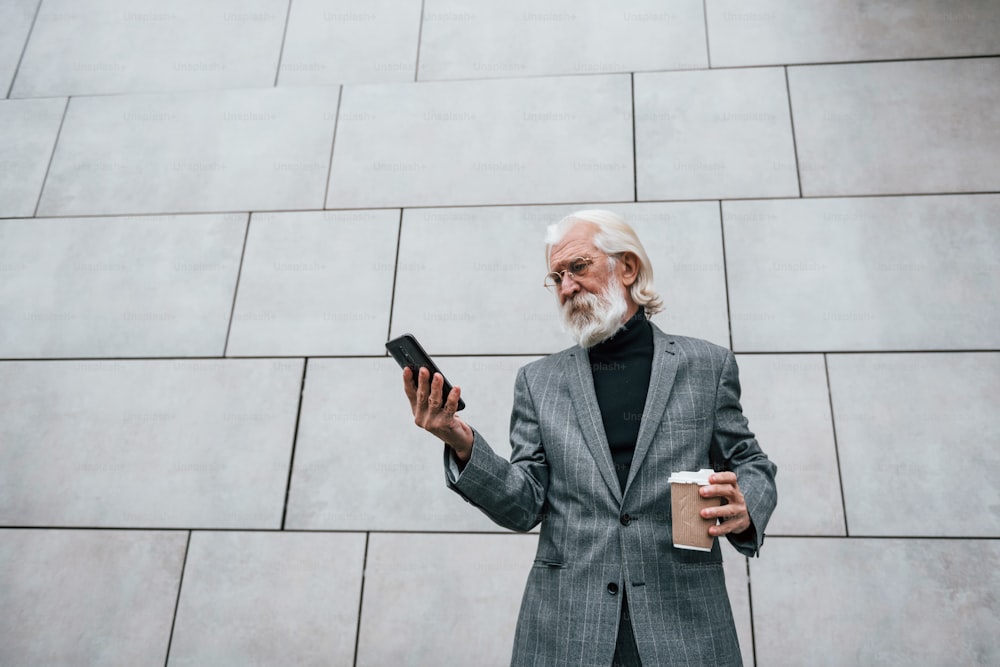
[403,210,777,666]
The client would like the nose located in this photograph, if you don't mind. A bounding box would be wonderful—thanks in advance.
[559,273,581,299]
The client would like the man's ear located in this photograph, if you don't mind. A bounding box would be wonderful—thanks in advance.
[619,252,640,287]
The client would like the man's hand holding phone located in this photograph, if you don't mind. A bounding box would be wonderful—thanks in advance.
[403,366,474,461]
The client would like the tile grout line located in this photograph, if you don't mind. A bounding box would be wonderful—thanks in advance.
[222,213,252,357]
[702,0,712,68]
[413,0,426,81]
[272,0,294,87]
[630,72,638,202]
[18,189,1000,221]
[3,348,1000,364]
[6,53,996,101]
[730,53,1000,70]
[111,48,1000,97]
[824,353,851,537]
[385,210,404,340]
[765,535,1000,541]
[322,86,343,209]
[280,358,309,530]
[31,95,70,217]
[718,201,734,350]
[162,530,192,667]
[784,66,803,198]
[5,0,42,98]
[369,53,1000,86]
[352,532,370,667]
[1,526,997,539]
[745,557,758,667]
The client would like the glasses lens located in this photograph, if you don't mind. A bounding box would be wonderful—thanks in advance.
[545,257,592,289]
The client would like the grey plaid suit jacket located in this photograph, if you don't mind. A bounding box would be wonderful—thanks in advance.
[445,325,777,666]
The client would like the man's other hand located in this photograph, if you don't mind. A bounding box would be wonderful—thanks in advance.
[700,472,752,537]
[403,366,474,461]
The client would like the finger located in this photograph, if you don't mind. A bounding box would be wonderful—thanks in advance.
[710,519,748,536]
[402,367,417,403]
[428,372,446,409]
[710,512,751,536]
[415,366,431,404]
[708,472,737,485]
[702,502,746,521]
[443,385,462,415]
[700,484,736,500]
[705,501,748,522]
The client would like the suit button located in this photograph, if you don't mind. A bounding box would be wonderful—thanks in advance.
[620,514,632,526]
[607,582,619,595]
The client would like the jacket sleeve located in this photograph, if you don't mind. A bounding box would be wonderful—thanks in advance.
[712,350,778,557]
[443,366,550,532]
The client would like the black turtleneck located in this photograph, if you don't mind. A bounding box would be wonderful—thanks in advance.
[588,309,654,491]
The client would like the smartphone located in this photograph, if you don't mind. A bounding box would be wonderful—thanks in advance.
[385,333,466,411]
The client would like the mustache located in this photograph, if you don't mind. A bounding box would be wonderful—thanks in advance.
[564,291,598,315]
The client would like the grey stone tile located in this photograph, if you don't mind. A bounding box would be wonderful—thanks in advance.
[37,86,339,216]
[707,0,1000,67]
[278,0,421,86]
[0,97,65,218]
[0,358,302,528]
[734,354,844,536]
[0,529,186,666]
[326,75,633,208]
[721,540,754,667]
[357,532,538,666]
[624,203,729,348]
[11,0,286,97]
[724,195,1000,351]
[751,538,1000,666]
[390,202,728,355]
[828,353,1000,537]
[418,0,707,80]
[168,531,366,667]
[0,0,38,96]
[789,58,1000,196]
[634,67,799,201]
[0,214,245,358]
[227,210,398,356]
[287,356,539,531]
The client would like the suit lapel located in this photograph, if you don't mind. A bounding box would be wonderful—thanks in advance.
[566,348,623,504]
[623,325,679,494]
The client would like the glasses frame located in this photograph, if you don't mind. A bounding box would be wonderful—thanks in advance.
[544,256,597,289]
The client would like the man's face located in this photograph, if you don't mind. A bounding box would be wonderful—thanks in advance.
[548,222,631,348]
[548,222,616,306]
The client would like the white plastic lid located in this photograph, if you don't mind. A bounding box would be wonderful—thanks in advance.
[667,468,715,485]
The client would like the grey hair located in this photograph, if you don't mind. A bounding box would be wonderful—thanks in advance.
[545,209,664,316]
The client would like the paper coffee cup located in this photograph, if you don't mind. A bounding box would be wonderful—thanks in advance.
[668,468,721,551]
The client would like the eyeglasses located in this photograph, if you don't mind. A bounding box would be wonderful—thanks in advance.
[544,256,596,289]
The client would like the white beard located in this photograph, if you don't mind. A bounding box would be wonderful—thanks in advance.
[559,273,630,348]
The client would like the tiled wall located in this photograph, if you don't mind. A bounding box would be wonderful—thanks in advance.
[1,2,998,665]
